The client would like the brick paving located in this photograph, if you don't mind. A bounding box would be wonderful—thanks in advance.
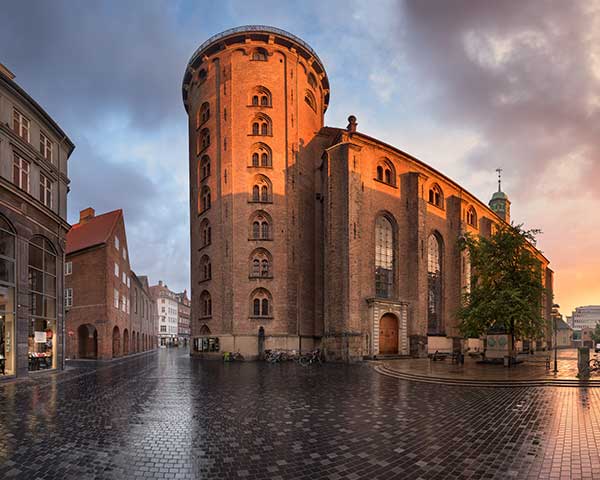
[1,349,600,479]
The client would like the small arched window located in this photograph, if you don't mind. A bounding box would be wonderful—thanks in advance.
[199,128,210,151]
[428,184,444,209]
[200,219,211,247]
[308,73,317,89]
[198,69,207,83]
[250,211,272,240]
[250,114,272,136]
[250,249,272,278]
[250,288,272,317]
[200,186,211,213]
[250,175,272,203]
[375,159,396,187]
[466,206,477,228]
[252,122,259,135]
[250,143,272,168]
[252,48,268,61]
[200,255,211,281]
[200,155,210,180]
[250,86,272,107]
[304,90,317,112]
[200,291,211,317]
[200,102,210,125]
[252,95,259,106]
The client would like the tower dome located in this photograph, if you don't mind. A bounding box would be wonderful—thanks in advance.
[488,169,510,223]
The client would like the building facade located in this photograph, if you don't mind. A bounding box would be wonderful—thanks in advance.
[65,208,156,359]
[130,273,158,352]
[183,26,554,361]
[150,281,179,346]
[175,290,191,345]
[569,306,600,330]
[0,64,74,378]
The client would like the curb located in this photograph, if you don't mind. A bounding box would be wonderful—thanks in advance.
[374,364,600,388]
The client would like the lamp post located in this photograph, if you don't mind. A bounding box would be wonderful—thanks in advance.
[552,303,560,374]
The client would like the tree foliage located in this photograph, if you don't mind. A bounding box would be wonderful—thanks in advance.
[591,324,600,345]
[458,223,547,350]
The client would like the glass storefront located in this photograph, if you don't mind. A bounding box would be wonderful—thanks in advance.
[0,219,16,376]
[28,237,57,371]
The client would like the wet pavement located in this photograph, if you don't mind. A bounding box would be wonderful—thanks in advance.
[1,348,600,479]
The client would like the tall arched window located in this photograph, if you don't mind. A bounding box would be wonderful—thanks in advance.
[0,216,16,376]
[250,288,271,317]
[199,155,210,180]
[250,175,272,203]
[375,159,396,187]
[200,255,211,281]
[304,90,317,112]
[375,216,394,298]
[250,212,271,240]
[427,233,443,334]
[250,143,272,168]
[200,290,211,317]
[466,206,477,228]
[200,186,211,213]
[199,128,210,151]
[28,236,57,370]
[428,184,444,209]
[200,219,211,247]
[308,73,317,89]
[200,102,210,124]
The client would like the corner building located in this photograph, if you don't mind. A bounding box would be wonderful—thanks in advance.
[183,26,553,361]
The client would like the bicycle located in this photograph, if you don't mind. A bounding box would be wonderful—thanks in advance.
[298,349,322,367]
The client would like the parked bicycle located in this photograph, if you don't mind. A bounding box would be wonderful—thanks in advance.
[298,349,322,367]
[264,349,292,363]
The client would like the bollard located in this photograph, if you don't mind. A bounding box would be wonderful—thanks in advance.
[578,347,590,379]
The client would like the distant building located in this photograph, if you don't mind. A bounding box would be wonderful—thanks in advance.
[150,281,179,346]
[0,63,75,378]
[130,273,158,351]
[65,208,156,359]
[555,319,573,349]
[175,290,191,346]
[569,306,600,330]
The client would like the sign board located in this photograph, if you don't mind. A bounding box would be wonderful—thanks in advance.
[34,331,47,343]
[486,334,510,359]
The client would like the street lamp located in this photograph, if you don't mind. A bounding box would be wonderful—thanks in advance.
[552,303,560,374]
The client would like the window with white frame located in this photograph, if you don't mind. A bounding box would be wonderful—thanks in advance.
[13,155,30,192]
[122,271,126,284]
[160,325,167,333]
[115,236,119,250]
[40,132,53,162]
[13,109,30,142]
[39,174,52,208]
[114,288,119,308]
[65,261,72,275]
[121,294,127,312]
[64,288,73,308]
[123,248,127,260]
[114,262,119,277]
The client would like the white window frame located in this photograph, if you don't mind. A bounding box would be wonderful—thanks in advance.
[13,108,30,142]
[65,261,72,276]
[115,236,120,250]
[65,288,73,308]
[114,288,119,308]
[121,294,127,312]
[122,271,127,284]
[40,132,53,163]
[39,173,53,208]
[13,154,30,192]
[114,262,119,277]
[123,248,127,260]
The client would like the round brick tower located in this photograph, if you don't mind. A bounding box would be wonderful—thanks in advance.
[182,26,330,358]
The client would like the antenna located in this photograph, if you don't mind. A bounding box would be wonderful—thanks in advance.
[495,168,503,192]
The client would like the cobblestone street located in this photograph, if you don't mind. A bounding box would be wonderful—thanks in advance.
[2,348,600,480]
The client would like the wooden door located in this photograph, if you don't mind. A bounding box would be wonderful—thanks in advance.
[379,314,398,354]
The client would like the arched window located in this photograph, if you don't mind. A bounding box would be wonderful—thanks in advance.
[200,255,211,281]
[250,114,272,136]
[250,86,272,107]
[427,233,443,335]
[200,186,211,213]
[198,102,210,127]
[199,155,210,181]
[250,143,272,168]
[28,236,57,370]
[252,48,268,61]
[0,216,16,376]
[250,211,272,240]
[304,90,317,112]
[308,72,317,89]
[200,291,211,317]
[200,219,211,247]
[375,159,396,187]
[198,69,207,82]
[250,288,272,317]
[249,249,272,278]
[199,128,210,151]
[428,184,444,209]
[199,324,211,335]
[250,175,272,203]
[375,216,394,298]
[466,206,477,228]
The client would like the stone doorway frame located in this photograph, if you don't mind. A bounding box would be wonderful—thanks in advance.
[367,298,409,356]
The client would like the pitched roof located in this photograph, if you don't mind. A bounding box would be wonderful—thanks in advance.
[66,209,122,255]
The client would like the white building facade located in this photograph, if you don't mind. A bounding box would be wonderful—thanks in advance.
[150,281,179,346]
[569,306,600,330]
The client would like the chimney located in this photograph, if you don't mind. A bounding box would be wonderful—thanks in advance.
[79,207,95,224]
[0,64,15,80]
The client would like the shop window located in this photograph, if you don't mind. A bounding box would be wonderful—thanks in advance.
[0,216,16,376]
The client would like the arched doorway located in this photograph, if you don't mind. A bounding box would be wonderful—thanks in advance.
[77,324,98,359]
[112,326,121,358]
[258,326,265,359]
[123,329,129,355]
[379,313,399,354]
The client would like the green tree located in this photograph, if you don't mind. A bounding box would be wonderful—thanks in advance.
[458,223,547,358]
[590,324,600,345]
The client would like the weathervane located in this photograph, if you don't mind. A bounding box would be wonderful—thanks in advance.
[496,168,503,192]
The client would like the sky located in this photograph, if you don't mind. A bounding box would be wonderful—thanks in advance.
[1,0,598,316]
